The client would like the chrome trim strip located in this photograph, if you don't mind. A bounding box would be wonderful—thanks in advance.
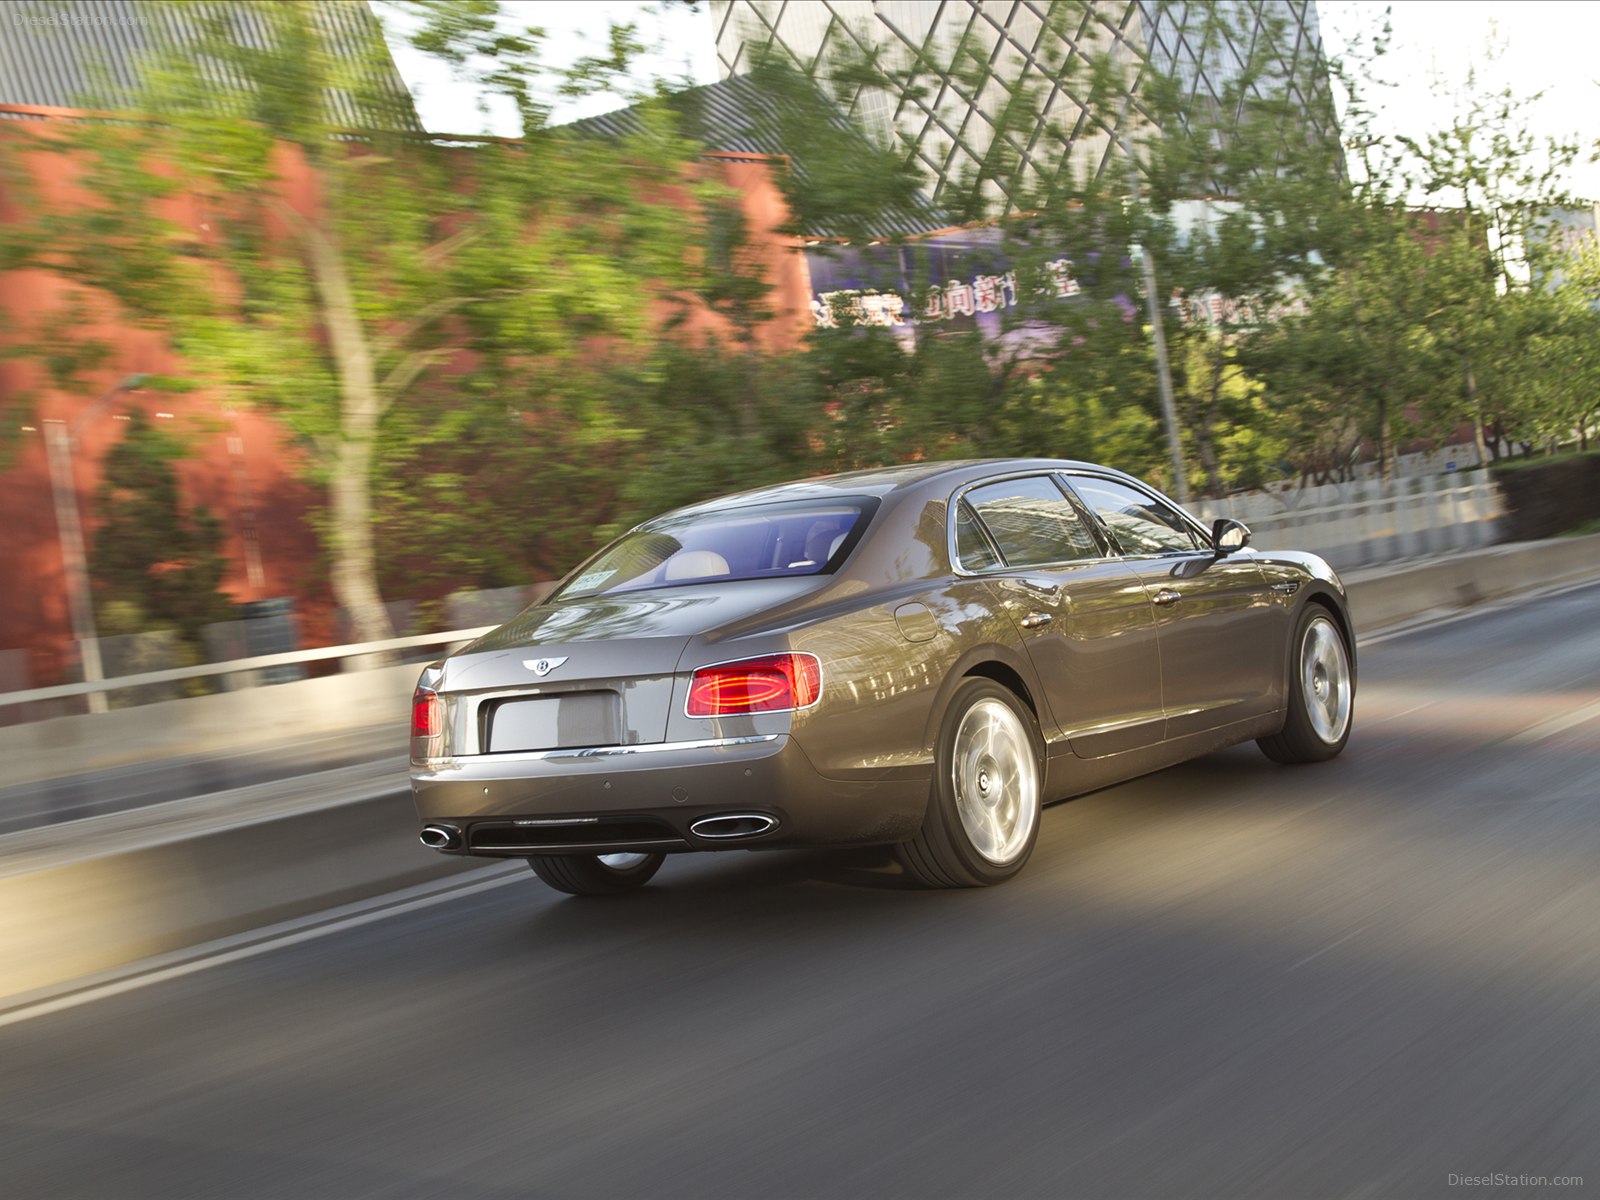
[416,733,781,770]
[1045,712,1167,744]
[947,469,1213,574]
[471,837,687,853]
[1043,702,1232,745]
[947,470,1119,577]
[948,467,1214,577]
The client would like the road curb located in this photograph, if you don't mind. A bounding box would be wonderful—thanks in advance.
[0,781,479,1002]
[2,535,1597,1004]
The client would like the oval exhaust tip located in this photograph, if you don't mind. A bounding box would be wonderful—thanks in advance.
[420,824,462,850]
[689,813,779,840]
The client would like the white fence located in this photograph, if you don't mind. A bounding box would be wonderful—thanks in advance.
[1192,475,1503,570]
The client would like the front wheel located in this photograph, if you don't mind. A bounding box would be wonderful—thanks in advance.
[528,851,665,896]
[1258,606,1354,764]
[897,678,1044,888]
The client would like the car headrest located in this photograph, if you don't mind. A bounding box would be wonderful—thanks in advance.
[663,549,731,581]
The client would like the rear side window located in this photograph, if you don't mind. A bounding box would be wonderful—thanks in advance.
[961,476,1102,568]
[1066,476,1204,555]
[552,499,876,599]
[953,502,1002,571]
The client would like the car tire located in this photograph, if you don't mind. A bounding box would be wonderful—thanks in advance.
[528,852,665,896]
[1258,605,1354,764]
[897,678,1044,888]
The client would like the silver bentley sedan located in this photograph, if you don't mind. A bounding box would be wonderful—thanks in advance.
[410,459,1354,894]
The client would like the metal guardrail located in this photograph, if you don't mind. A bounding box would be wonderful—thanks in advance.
[0,626,496,710]
[1192,478,1502,569]
[0,477,1508,718]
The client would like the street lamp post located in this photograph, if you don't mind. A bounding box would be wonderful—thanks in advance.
[43,374,149,714]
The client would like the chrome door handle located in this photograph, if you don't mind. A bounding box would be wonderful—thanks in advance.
[1153,588,1182,607]
[1020,612,1054,630]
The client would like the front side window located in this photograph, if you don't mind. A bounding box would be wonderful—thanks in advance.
[1066,476,1203,555]
[960,476,1102,569]
[552,499,875,600]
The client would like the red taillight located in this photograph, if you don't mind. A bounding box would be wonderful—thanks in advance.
[686,653,821,717]
[411,688,441,739]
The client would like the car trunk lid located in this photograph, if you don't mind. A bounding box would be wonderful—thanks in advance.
[436,581,821,751]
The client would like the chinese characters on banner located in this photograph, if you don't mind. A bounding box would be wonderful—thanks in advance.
[805,228,1301,340]
[806,232,1084,336]
[1173,291,1309,327]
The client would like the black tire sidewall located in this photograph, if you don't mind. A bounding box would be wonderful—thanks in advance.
[927,678,1045,885]
[1279,606,1353,761]
[529,852,665,895]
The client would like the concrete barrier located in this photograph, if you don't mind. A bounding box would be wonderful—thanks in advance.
[1347,532,1600,631]
[0,662,421,791]
[1,534,1597,1008]
[0,764,478,1004]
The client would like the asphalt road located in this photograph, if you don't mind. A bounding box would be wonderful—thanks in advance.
[2,583,1597,1200]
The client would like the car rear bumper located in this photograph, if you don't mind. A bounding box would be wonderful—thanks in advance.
[410,733,929,858]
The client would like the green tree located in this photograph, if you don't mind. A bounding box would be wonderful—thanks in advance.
[2,0,710,640]
[747,2,1348,496]
[91,410,236,646]
[1311,21,1585,471]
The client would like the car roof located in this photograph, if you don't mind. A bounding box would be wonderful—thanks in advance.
[657,458,1133,520]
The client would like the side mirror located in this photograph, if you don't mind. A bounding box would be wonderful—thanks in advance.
[1212,517,1251,554]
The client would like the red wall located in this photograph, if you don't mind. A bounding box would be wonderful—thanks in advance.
[0,119,812,688]
[0,119,325,687]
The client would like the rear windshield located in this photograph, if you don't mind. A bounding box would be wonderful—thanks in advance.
[550,498,877,600]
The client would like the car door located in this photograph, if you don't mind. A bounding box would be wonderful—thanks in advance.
[956,474,1164,758]
[1061,473,1279,740]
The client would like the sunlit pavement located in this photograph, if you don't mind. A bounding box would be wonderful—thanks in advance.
[0,583,1596,1199]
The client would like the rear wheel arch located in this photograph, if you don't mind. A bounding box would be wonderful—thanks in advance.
[963,660,1039,723]
[919,646,1045,753]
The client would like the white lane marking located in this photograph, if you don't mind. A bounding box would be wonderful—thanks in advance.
[1284,917,1378,973]
[1362,700,1438,728]
[1509,696,1600,746]
[4,575,1593,1024]
[0,864,527,1029]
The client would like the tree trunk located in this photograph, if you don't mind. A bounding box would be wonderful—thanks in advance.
[1191,349,1224,495]
[1376,391,1392,485]
[1462,353,1490,468]
[302,214,396,650]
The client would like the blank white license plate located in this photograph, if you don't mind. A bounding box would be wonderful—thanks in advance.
[488,693,620,752]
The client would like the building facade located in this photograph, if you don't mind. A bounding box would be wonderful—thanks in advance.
[711,0,1334,212]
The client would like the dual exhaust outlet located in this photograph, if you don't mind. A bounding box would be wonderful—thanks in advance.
[688,813,779,840]
[420,824,462,850]
[419,812,778,852]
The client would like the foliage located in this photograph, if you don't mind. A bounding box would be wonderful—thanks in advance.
[90,410,236,647]
[2,0,716,637]
[8,0,1600,636]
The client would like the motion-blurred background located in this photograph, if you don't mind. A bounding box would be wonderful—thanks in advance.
[1,0,1596,701]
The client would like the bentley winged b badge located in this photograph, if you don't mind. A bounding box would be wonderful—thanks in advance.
[523,656,568,678]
